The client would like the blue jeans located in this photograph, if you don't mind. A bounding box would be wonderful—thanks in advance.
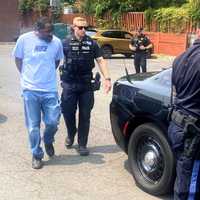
[22,90,61,159]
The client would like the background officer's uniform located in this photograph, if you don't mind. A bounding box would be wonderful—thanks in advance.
[61,34,102,150]
[130,34,151,73]
[168,39,200,200]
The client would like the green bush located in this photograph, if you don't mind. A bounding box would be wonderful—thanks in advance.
[19,0,49,14]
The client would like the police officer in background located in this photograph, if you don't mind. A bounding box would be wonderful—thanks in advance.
[168,25,200,199]
[129,27,152,73]
[60,17,111,156]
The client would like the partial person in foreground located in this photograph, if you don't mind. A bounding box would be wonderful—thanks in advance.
[129,27,152,73]
[168,24,200,199]
[60,17,111,156]
[12,17,64,169]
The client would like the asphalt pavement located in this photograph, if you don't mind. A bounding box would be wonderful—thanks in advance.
[0,44,174,200]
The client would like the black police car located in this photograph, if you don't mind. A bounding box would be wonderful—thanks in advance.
[110,68,175,196]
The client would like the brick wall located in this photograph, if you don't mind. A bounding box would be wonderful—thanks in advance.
[0,0,20,42]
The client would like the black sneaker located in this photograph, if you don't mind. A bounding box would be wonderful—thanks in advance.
[45,143,55,157]
[65,137,74,149]
[78,146,89,156]
[32,157,43,169]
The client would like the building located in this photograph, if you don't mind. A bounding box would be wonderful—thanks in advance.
[0,0,20,42]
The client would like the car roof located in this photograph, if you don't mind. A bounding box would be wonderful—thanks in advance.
[96,29,132,33]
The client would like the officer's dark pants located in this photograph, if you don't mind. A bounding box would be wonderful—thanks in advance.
[134,53,147,73]
[61,82,94,147]
[168,121,200,200]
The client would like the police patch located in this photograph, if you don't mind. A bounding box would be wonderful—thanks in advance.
[70,42,79,46]
[83,41,92,45]
[72,46,79,51]
[82,46,90,50]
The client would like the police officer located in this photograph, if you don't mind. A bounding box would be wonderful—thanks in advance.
[60,17,111,156]
[168,26,200,199]
[129,27,152,73]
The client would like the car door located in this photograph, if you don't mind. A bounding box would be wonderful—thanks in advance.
[117,31,132,53]
[102,30,132,53]
[100,31,121,52]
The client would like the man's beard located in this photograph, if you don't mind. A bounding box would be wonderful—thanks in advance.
[41,35,53,43]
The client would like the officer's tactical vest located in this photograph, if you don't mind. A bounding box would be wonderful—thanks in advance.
[132,34,149,53]
[61,35,95,83]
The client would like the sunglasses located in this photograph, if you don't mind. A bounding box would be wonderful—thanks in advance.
[76,26,87,30]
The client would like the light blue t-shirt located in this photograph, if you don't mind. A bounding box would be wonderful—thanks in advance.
[12,31,64,92]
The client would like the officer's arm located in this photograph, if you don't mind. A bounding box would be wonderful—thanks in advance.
[15,57,22,73]
[129,43,136,51]
[96,57,112,93]
[145,43,153,50]
[129,39,136,51]
[144,37,153,50]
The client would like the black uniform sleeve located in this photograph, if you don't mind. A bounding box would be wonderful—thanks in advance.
[130,38,136,46]
[93,41,103,59]
[143,36,151,46]
[62,37,71,56]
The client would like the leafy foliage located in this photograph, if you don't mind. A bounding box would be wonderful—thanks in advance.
[19,0,34,14]
[144,1,200,33]
[19,0,49,14]
[80,0,188,28]
[80,0,97,15]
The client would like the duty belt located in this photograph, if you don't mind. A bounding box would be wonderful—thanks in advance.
[171,110,200,135]
[171,110,197,127]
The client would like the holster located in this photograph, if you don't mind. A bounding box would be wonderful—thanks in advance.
[171,110,200,158]
[91,72,101,91]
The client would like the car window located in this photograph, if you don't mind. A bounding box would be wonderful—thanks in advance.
[86,30,97,37]
[149,68,172,87]
[123,32,133,39]
[102,31,122,38]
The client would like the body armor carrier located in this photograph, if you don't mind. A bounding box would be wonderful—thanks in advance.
[61,35,95,83]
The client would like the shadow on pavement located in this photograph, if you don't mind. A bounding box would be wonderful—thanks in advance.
[0,113,7,124]
[44,144,121,166]
[106,54,157,60]
[89,144,121,154]
[124,159,172,200]
[44,153,105,166]
[107,56,133,60]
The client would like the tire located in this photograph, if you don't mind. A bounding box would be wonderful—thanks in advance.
[123,53,132,58]
[128,123,175,196]
[101,45,112,59]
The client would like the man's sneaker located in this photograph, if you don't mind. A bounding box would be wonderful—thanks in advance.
[32,157,43,169]
[78,146,89,156]
[45,143,55,157]
[65,137,74,149]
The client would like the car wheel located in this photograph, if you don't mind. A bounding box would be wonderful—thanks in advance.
[124,53,132,58]
[128,123,175,195]
[101,46,112,58]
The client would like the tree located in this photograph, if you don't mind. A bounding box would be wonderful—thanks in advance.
[19,0,49,15]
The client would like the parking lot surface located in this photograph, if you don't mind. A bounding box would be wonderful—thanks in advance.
[0,45,174,200]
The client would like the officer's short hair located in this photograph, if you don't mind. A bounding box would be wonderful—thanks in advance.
[137,27,144,32]
[73,17,88,27]
[35,16,53,31]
